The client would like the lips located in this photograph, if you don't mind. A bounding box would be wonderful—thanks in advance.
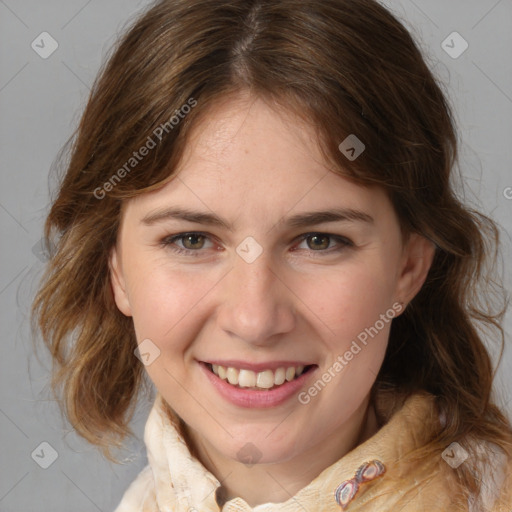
[199,360,318,408]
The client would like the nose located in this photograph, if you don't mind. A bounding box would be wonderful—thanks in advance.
[216,249,296,347]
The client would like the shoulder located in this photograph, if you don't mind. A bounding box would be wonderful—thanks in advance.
[425,435,512,511]
[464,438,512,512]
[370,391,512,510]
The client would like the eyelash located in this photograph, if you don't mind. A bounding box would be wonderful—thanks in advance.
[159,231,354,257]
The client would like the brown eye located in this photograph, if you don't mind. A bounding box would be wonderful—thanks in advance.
[293,233,354,255]
[306,234,330,250]
[160,232,214,255]
[181,233,206,250]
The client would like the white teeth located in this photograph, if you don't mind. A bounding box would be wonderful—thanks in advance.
[217,365,227,379]
[256,370,275,389]
[210,363,308,390]
[274,367,286,385]
[226,367,239,385]
[238,369,257,388]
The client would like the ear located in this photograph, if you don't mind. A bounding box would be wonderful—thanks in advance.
[109,246,133,317]
[394,233,436,312]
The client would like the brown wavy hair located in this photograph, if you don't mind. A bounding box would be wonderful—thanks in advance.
[32,0,511,504]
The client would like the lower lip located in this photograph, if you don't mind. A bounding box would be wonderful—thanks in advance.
[198,362,317,408]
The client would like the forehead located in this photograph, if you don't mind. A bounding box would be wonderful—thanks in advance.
[123,93,392,227]
[177,94,327,182]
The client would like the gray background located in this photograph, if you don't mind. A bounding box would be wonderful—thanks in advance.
[1,1,511,511]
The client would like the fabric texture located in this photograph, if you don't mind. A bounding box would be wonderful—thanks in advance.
[114,391,512,511]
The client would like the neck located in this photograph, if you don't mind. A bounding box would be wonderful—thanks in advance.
[186,394,379,508]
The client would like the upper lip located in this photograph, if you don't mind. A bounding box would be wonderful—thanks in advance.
[201,360,315,372]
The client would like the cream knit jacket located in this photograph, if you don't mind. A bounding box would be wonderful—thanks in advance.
[114,392,512,511]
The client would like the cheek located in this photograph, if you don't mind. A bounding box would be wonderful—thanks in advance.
[125,260,218,342]
[296,262,397,341]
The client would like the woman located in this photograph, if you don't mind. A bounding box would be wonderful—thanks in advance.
[32,0,512,510]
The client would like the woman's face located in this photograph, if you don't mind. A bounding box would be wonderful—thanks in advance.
[110,93,433,465]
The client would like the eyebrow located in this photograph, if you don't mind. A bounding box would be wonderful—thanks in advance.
[141,206,374,230]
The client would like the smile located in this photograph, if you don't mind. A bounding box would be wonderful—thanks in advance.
[206,363,313,391]
[199,360,318,408]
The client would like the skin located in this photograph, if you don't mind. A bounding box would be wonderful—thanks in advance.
[109,91,435,506]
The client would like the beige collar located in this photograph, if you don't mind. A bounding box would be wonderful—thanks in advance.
[139,390,440,511]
